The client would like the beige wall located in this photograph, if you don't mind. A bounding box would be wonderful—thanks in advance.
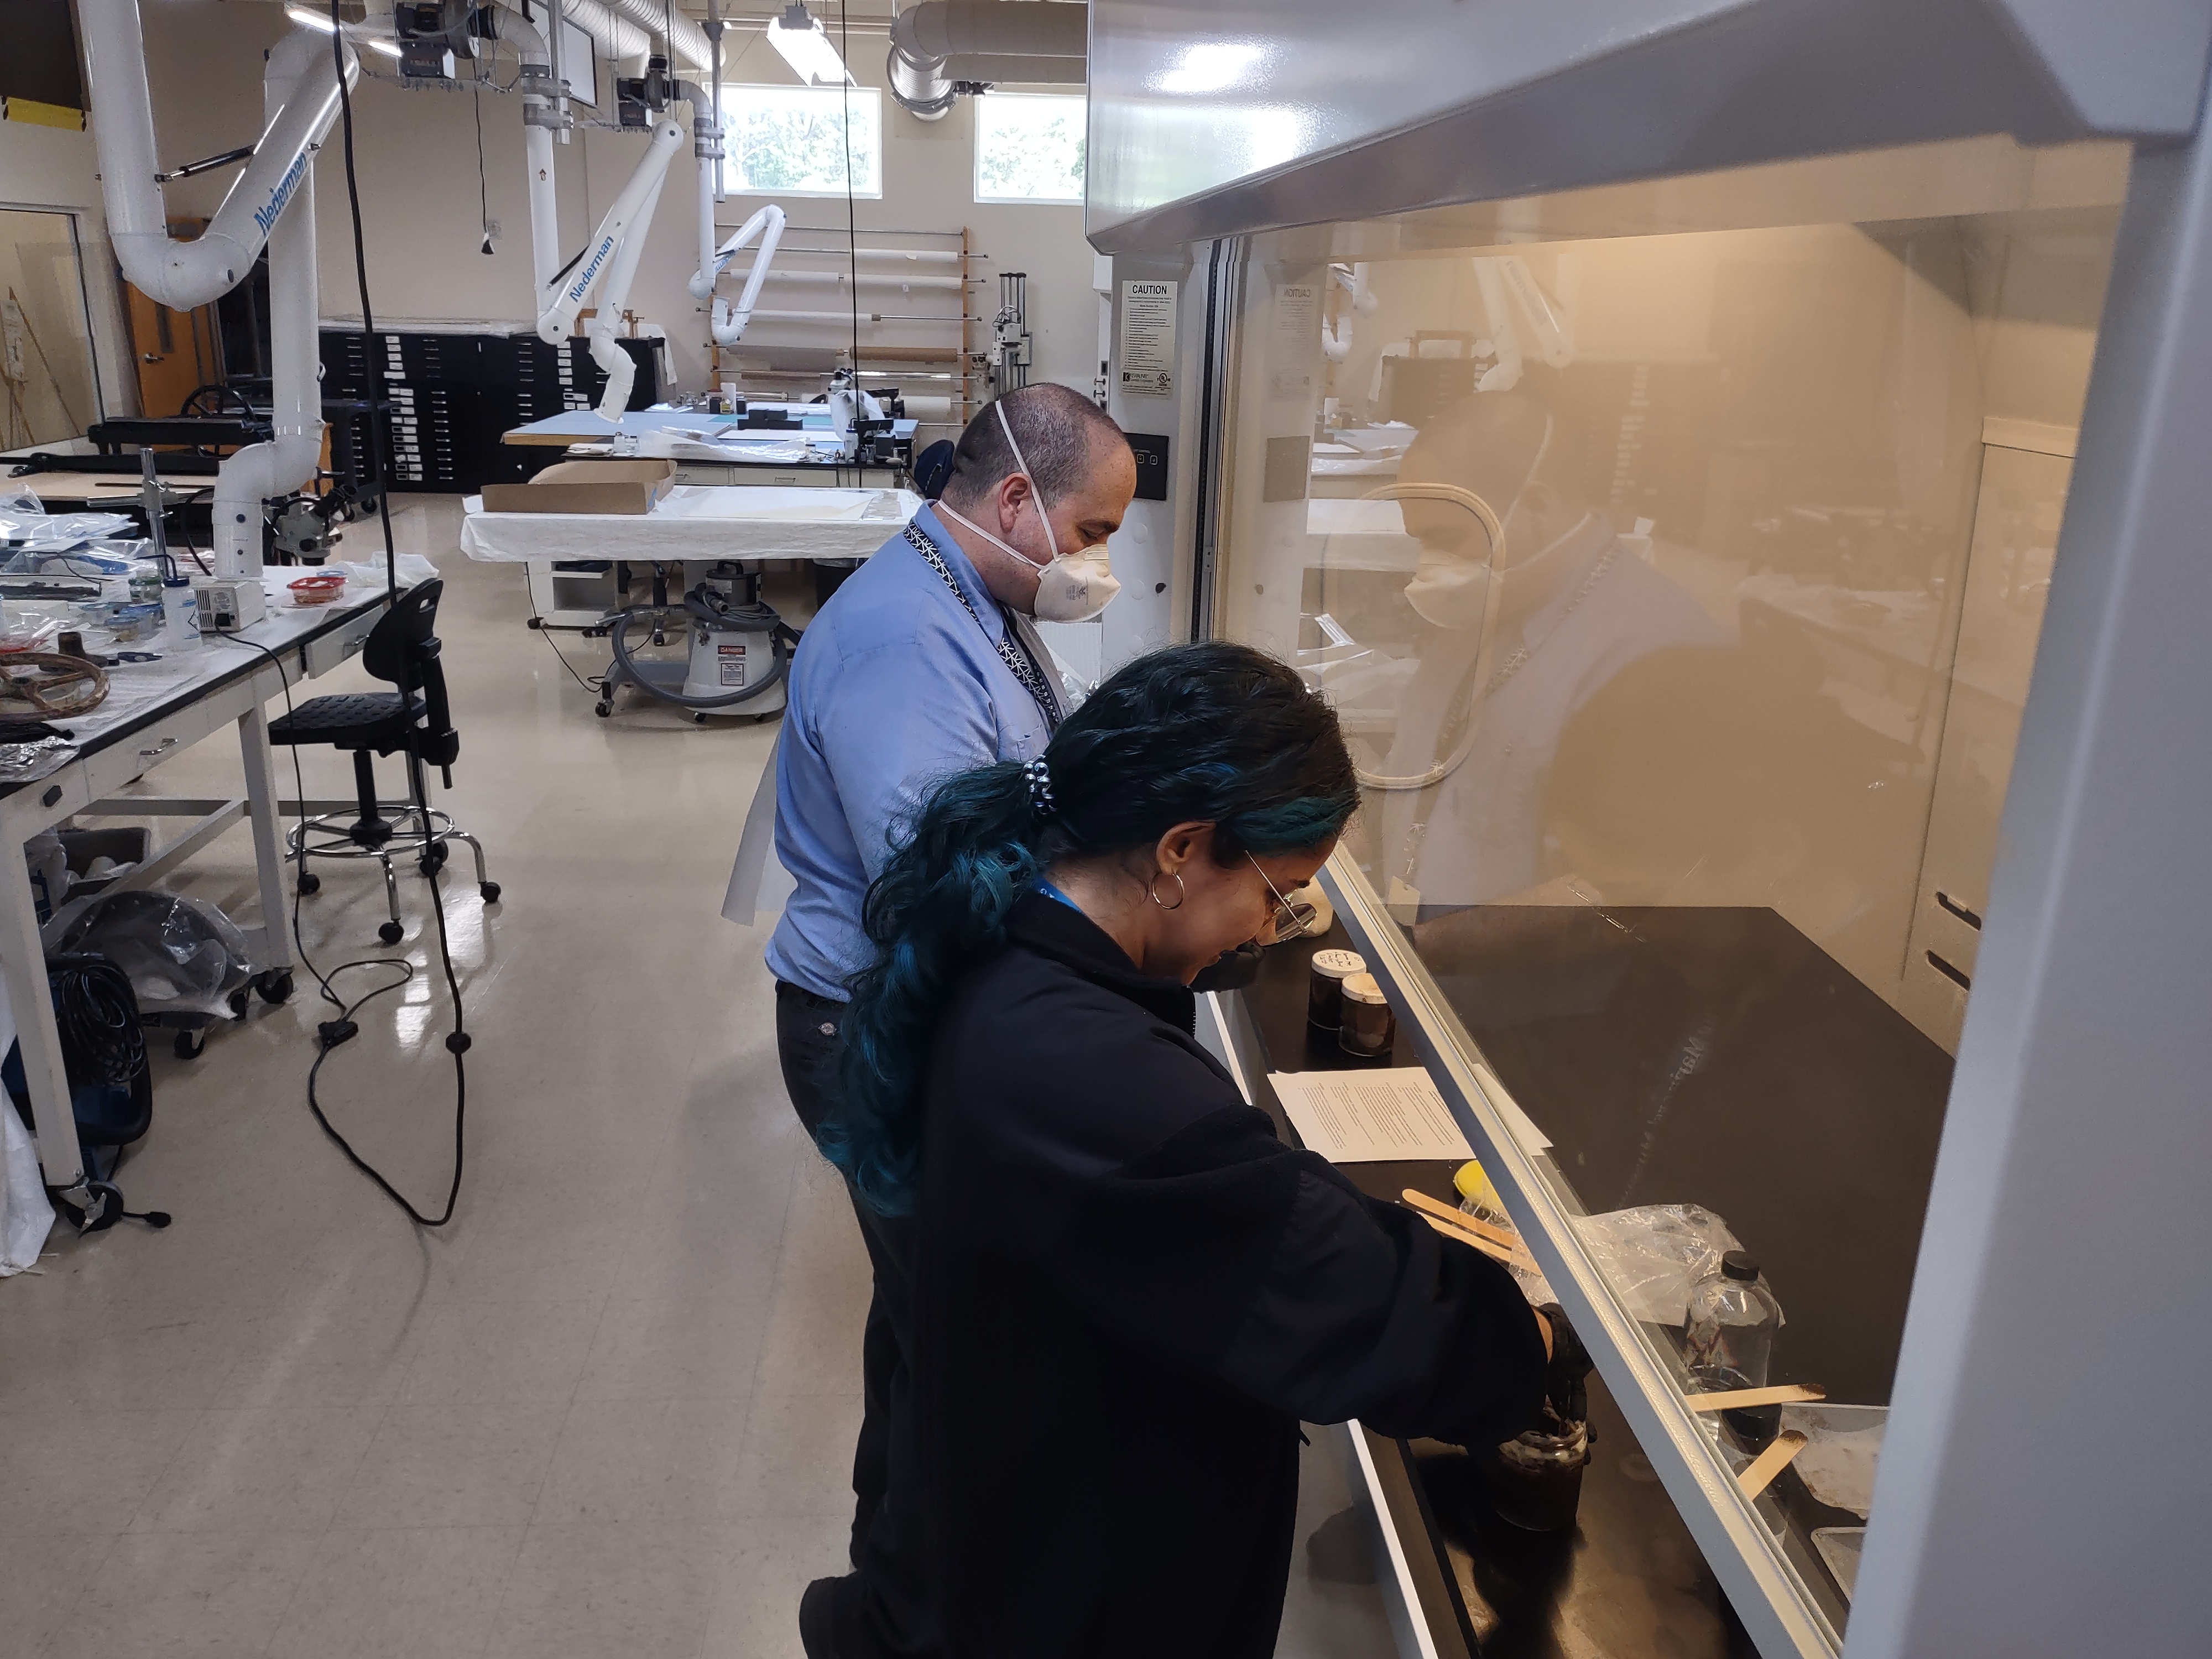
[132,3,1098,418]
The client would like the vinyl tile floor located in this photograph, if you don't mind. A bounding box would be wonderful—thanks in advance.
[0,498,1399,1658]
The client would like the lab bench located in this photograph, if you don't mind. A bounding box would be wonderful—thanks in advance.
[1205,912,1939,1655]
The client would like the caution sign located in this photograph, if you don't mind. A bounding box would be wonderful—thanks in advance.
[1119,279,1177,398]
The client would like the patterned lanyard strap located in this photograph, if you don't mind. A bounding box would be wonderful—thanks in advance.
[903,520,1061,728]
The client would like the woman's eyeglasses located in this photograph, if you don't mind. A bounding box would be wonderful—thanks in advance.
[1248,854,1319,939]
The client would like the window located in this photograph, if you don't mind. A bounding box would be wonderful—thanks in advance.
[723,84,881,198]
[974,93,1086,205]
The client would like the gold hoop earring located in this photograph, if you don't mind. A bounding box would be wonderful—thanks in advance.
[1148,871,1187,911]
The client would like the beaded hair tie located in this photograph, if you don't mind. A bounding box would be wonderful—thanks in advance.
[1025,757,1057,818]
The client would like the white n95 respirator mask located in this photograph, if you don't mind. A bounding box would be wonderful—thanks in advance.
[1380,482,1507,632]
[936,402,1123,624]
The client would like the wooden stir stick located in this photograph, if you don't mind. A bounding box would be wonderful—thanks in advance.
[1401,1190,1541,1272]
[1735,1431,1809,1500]
[1683,1383,1826,1412]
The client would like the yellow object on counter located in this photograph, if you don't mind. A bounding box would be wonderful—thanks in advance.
[1453,1158,1498,1209]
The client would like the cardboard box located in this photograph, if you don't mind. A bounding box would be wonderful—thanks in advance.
[482,459,674,515]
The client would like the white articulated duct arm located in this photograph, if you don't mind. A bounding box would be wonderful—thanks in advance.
[536,116,684,344]
[583,156,674,421]
[692,204,786,346]
[80,0,354,311]
[535,116,685,423]
[211,30,331,577]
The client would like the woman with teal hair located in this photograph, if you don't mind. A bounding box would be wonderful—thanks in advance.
[802,640,1580,1659]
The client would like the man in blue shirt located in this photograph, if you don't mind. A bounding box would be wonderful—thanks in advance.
[767,384,1134,1655]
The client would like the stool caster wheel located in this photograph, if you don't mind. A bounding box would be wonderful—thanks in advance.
[228,987,251,1018]
[526,616,543,629]
[378,920,405,945]
[256,969,294,1005]
[594,702,611,718]
[297,870,321,896]
[174,1027,207,1060]
[480,881,502,903]
[418,845,448,877]
[693,712,708,726]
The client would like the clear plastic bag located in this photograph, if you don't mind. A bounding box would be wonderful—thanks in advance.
[0,512,138,552]
[1571,1203,1744,1326]
[40,889,253,1019]
[1781,1404,1886,1519]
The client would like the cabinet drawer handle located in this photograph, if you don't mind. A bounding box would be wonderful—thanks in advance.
[138,737,178,759]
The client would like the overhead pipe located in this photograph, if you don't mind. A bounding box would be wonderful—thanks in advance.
[80,0,354,310]
[887,1,1087,119]
[600,0,712,70]
[499,4,564,293]
[548,0,656,68]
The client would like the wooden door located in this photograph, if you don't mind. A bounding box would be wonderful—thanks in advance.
[122,217,221,418]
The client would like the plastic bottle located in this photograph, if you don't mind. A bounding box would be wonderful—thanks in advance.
[163,575,200,651]
[1684,1250,1783,1443]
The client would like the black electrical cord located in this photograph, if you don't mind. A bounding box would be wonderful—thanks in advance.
[215,617,467,1228]
[473,83,492,250]
[841,0,857,375]
[526,597,607,694]
[51,956,145,1088]
[309,8,471,1226]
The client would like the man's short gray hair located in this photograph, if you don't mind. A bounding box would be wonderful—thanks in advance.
[942,384,1127,505]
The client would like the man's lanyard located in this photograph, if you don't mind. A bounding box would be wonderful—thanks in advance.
[904,519,1062,729]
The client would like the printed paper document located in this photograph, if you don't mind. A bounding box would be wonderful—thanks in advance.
[1269,1068,1476,1163]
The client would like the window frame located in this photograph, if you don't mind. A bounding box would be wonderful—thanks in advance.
[972,91,1088,206]
[720,82,884,200]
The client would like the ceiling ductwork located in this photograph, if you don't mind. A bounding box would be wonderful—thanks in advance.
[552,0,655,66]
[598,0,713,70]
[888,0,1086,121]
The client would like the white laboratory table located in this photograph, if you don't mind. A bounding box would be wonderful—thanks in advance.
[499,405,921,451]
[458,485,923,565]
[0,573,401,1203]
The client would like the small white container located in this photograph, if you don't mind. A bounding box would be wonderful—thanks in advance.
[162,577,200,651]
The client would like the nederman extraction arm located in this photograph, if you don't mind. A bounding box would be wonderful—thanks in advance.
[688,203,785,348]
[80,0,357,578]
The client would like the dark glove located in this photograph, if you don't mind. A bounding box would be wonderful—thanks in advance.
[1536,1303,1594,1425]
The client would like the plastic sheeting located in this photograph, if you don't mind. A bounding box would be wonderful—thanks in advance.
[458,486,921,565]
[0,994,53,1275]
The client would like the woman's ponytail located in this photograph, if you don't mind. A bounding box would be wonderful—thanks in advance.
[826,760,1046,1212]
[826,639,1358,1216]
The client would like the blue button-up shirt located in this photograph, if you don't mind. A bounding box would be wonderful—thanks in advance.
[765,504,1057,1001]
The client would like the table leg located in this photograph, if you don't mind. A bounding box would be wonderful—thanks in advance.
[238,699,294,972]
[0,836,82,1196]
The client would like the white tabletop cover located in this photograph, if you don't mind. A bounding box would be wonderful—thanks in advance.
[458,486,924,564]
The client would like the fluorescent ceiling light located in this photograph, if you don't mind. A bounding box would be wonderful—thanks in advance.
[767,3,852,86]
[284,7,400,59]
[1153,41,1267,96]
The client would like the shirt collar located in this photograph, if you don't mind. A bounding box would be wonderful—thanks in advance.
[1005,891,1197,1036]
[911,503,1005,641]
